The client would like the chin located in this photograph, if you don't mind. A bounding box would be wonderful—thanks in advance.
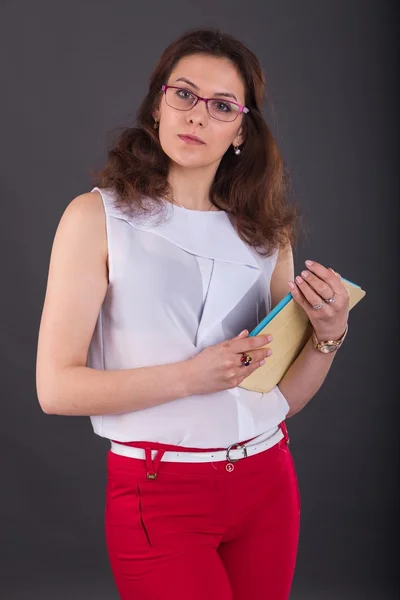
[172,157,209,169]
[166,147,219,170]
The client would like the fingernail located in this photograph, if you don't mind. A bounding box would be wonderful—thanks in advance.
[301,270,310,278]
[288,281,295,289]
[266,349,272,356]
[260,360,265,366]
[267,335,273,342]
[296,276,303,284]
[305,260,314,266]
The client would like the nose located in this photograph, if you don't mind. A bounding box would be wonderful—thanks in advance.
[186,99,208,127]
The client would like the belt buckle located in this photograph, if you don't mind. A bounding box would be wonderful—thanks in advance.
[226,443,248,463]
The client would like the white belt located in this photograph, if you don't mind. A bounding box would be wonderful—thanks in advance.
[110,426,284,464]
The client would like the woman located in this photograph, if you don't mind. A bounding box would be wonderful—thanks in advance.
[36,28,350,600]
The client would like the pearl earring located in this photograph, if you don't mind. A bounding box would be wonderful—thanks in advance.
[234,145,241,155]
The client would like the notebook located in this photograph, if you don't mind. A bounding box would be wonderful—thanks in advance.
[238,277,366,394]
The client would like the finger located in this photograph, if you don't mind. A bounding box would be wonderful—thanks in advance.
[244,334,273,350]
[294,275,333,310]
[299,270,335,301]
[246,358,267,375]
[303,260,344,295]
[235,357,268,385]
[288,279,315,314]
[235,329,248,339]
[237,347,272,367]
[233,333,273,353]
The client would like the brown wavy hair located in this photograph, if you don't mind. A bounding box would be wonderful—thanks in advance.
[93,28,302,257]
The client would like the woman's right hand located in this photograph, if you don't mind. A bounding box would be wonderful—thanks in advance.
[187,330,273,395]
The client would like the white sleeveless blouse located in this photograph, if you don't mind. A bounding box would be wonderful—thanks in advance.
[87,187,289,447]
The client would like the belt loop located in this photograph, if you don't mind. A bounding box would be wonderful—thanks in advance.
[279,420,290,445]
[145,448,166,480]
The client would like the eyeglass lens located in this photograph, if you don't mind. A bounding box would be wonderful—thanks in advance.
[165,87,240,122]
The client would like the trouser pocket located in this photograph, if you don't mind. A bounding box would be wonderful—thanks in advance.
[105,475,154,551]
[137,484,152,547]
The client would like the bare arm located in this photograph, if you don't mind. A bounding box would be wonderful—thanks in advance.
[270,246,349,418]
[36,192,194,416]
[36,192,271,416]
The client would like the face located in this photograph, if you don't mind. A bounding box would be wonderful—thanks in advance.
[154,54,247,170]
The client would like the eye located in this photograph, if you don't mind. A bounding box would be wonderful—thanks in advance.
[212,100,235,113]
[176,88,195,100]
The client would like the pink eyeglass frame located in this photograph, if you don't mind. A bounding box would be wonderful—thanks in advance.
[161,84,249,119]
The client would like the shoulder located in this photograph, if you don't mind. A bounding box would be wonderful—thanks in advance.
[56,190,108,264]
[63,189,105,221]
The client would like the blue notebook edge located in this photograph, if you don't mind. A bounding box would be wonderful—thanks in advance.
[249,276,361,337]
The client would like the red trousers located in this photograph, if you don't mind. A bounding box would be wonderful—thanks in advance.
[105,423,300,600]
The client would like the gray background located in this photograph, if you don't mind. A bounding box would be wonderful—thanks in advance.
[1,0,398,598]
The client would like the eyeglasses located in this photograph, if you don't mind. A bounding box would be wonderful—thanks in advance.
[161,84,249,122]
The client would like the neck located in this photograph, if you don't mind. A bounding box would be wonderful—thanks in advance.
[167,162,219,211]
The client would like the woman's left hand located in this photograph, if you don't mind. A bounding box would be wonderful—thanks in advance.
[288,260,350,341]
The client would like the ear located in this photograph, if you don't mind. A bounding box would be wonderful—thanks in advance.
[233,125,245,147]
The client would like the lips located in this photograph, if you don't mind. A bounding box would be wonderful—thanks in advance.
[178,134,205,145]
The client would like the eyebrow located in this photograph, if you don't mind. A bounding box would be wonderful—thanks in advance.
[174,77,239,102]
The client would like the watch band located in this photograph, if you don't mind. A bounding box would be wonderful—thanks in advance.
[312,324,349,354]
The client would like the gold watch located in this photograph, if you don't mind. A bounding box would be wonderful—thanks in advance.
[312,324,349,354]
